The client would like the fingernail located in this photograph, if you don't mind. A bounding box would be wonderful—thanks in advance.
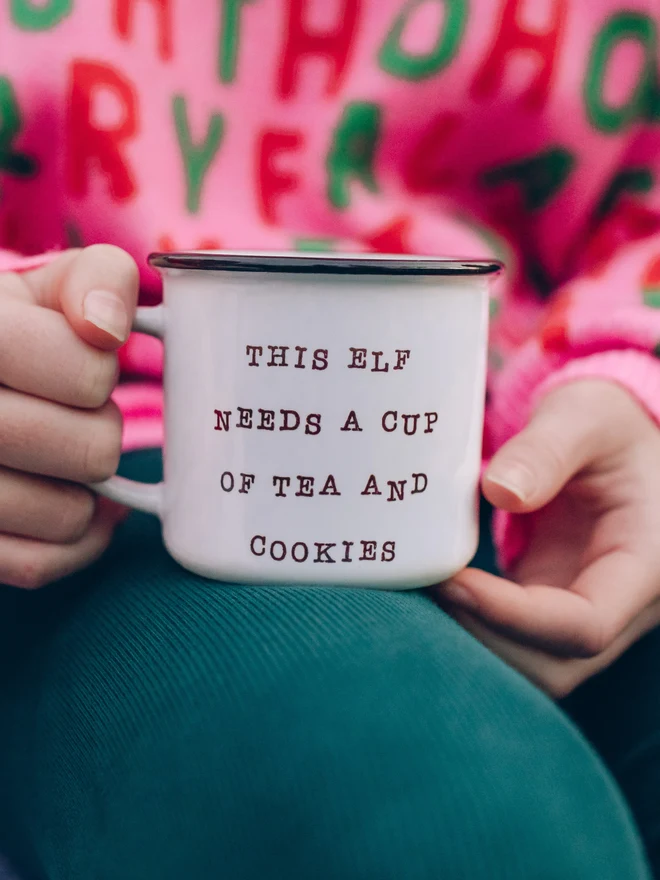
[83,290,129,342]
[442,582,478,611]
[487,464,535,503]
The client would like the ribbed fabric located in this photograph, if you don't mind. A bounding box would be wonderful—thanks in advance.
[0,251,56,274]
[539,350,660,428]
[0,452,649,880]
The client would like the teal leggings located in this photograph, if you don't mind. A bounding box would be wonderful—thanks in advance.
[0,450,652,879]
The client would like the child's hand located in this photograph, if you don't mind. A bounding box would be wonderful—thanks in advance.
[438,380,660,697]
[0,245,139,588]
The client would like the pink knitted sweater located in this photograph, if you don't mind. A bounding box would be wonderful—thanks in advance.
[1,0,660,568]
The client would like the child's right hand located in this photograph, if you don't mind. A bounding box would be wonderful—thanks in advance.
[0,245,139,589]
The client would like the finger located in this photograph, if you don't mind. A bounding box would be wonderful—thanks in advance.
[0,388,122,483]
[483,383,607,514]
[0,466,95,543]
[448,608,567,694]
[450,598,660,699]
[21,245,140,350]
[440,548,652,658]
[439,569,598,656]
[567,548,656,653]
[0,294,118,408]
[0,498,125,590]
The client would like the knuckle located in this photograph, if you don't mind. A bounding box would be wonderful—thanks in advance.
[534,431,570,483]
[54,485,96,542]
[495,428,570,496]
[76,351,119,408]
[84,244,139,289]
[0,270,33,300]
[80,401,123,483]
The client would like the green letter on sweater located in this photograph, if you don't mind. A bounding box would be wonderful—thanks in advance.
[379,0,466,81]
[585,12,658,132]
[11,0,72,30]
[326,101,381,210]
[173,95,225,215]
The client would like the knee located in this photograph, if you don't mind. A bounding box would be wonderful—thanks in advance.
[261,624,649,879]
[1,584,649,880]
[131,590,645,880]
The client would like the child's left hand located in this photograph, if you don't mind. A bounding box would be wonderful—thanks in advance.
[437,379,660,698]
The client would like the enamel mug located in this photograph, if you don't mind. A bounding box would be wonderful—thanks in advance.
[93,251,502,589]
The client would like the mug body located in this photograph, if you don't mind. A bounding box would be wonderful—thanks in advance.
[156,254,495,588]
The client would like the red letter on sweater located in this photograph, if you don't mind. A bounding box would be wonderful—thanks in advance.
[158,235,223,253]
[67,60,139,201]
[402,112,461,193]
[364,216,412,254]
[257,130,304,224]
[114,0,173,61]
[278,0,360,99]
[471,0,567,110]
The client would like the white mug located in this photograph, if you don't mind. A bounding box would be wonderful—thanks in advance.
[94,251,501,589]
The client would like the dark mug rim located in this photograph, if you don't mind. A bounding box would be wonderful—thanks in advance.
[148,250,503,278]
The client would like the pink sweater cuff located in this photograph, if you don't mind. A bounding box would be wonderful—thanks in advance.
[493,349,660,572]
[0,249,60,273]
[536,349,660,428]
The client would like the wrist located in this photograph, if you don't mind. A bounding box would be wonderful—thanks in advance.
[535,350,660,439]
[535,378,653,453]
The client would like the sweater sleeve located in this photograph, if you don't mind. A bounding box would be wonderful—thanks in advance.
[488,216,660,572]
[0,250,59,273]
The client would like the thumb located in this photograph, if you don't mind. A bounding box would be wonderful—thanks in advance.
[22,245,140,351]
[483,384,603,513]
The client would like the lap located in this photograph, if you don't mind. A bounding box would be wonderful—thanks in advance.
[0,451,649,879]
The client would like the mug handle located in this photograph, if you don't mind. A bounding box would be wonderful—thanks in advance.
[88,305,165,518]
